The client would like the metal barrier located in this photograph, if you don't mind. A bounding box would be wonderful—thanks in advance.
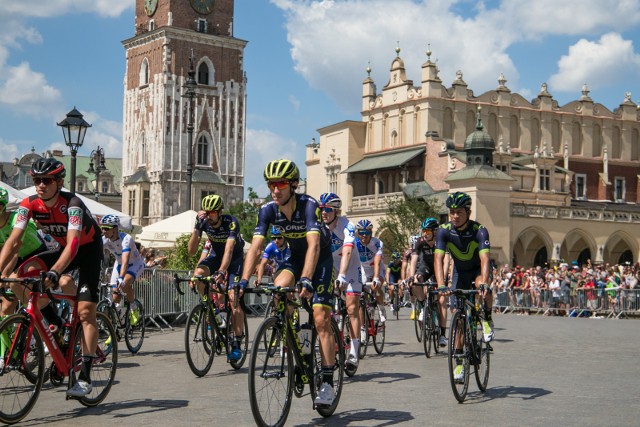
[493,286,640,319]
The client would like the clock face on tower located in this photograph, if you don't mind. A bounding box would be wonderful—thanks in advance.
[144,0,158,16]
[190,0,214,15]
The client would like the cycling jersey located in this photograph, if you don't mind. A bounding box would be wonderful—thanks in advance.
[103,231,145,283]
[329,216,362,294]
[15,192,101,246]
[355,237,384,281]
[412,236,436,280]
[387,260,402,283]
[0,212,46,258]
[196,214,245,277]
[262,241,291,269]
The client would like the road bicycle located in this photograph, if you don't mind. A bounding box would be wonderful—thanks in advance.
[247,284,344,427]
[412,280,444,358]
[389,282,402,320]
[332,285,357,377]
[173,273,249,376]
[447,286,491,403]
[0,273,117,425]
[358,282,385,359]
[96,282,145,354]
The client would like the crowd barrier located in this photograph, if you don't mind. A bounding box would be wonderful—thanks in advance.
[494,287,640,319]
[119,268,271,331]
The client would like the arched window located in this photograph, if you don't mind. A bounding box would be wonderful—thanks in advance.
[139,58,150,87]
[390,130,398,147]
[552,119,561,153]
[593,124,602,157]
[510,115,520,150]
[531,118,540,150]
[572,122,582,155]
[631,128,639,161]
[196,134,211,166]
[612,126,621,159]
[102,181,108,194]
[443,108,453,139]
[198,62,209,85]
[138,133,146,167]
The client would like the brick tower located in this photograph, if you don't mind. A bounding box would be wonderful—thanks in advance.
[122,0,247,225]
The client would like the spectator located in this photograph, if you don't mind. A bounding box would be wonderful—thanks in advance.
[144,248,166,268]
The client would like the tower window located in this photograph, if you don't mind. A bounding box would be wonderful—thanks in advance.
[197,18,207,33]
[198,62,209,85]
[615,177,625,202]
[149,20,155,31]
[139,58,150,87]
[539,168,550,191]
[575,174,586,199]
[196,134,211,166]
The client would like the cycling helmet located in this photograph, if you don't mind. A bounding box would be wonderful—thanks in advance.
[271,226,282,236]
[421,217,439,230]
[30,158,66,178]
[355,219,373,231]
[392,252,401,260]
[263,159,299,182]
[0,188,8,206]
[202,194,224,211]
[409,234,419,248]
[100,214,120,228]
[319,192,342,209]
[446,191,472,209]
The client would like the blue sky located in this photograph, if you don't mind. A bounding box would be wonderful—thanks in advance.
[1,0,640,198]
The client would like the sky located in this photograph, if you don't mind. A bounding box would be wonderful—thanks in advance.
[1,0,640,198]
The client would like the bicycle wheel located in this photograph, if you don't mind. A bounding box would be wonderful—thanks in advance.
[343,314,357,377]
[414,302,423,342]
[185,304,215,377]
[248,316,293,427]
[358,303,369,359]
[394,291,400,320]
[372,305,385,354]
[228,312,249,369]
[473,314,490,391]
[72,311,118,407]
[125,299,145,354]
[448,311,470,403]
[432,307,441,355]
[423,306,432,358]
[0,313,45,425]
[310,318,344,418]
[263,299,274,320]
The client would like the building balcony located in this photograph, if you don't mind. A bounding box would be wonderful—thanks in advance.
[349,192,404,212]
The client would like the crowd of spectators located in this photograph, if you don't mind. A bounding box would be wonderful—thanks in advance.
[491,261,640,317]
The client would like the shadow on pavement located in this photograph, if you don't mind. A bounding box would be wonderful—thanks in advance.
[480,385,552,401]
[295,408,414,426]
[347,370,420,385]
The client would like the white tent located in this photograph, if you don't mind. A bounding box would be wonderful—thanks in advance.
[136,210,197,249]
[0,182,28,212]
[22,186,133,230]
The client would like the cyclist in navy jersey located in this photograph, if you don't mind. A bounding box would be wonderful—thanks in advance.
[0,158,102,397]
[386,252,402,316]
[254,226,291,286]
[188,194,245,361]
[238,159,337,406]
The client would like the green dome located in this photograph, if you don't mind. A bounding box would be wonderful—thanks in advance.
[464,113,495,151]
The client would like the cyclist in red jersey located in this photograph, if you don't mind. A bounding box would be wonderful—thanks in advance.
[0,158,103,398]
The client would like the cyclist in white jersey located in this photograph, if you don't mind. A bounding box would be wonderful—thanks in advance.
[100,215,143,322]
[319,193,362,368]
[354,219,386,342]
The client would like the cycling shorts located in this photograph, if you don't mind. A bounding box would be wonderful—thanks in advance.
[276,254,334,309]
[109,260,146,284]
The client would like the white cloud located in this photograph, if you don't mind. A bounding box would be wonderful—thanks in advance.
[0,138,20,162]
[0,62,62,116]
[548,33,640,93]
[245,128,304,196]
[0,1,132,19]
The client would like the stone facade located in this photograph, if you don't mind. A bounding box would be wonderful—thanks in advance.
[122,0,246,225]
[306,47,640,267]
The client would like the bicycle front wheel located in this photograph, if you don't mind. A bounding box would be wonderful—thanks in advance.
[414,303,423,342]
[448,311,470,403]
[423,307,432,358]
[73,311,118,407]
[185,304,215,377]
[343,314,357,377]
[394,291,400,320]
[0,313,45,425]
[372,306,385,354]
[228,312,249,369]
[248,316,293,427]
[473,314,490,391]
[358,304,369,359]
[125,299,145,354]
[311,318,344,418]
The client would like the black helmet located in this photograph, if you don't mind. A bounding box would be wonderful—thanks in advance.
[30,158,66,179]
[446,191,471,209]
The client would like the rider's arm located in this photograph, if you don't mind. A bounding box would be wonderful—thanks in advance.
[434,250,446,288]
[478,250,491,287]
[409,253,418,279]
[119,250,131,279]
[301,232,320,280]
[50,228,81,277]
[217,237,236,274]
[188,210,206,256]
[0,229,24,277]
[255,257,268,284]
[241,235,265,281]
[338,244,354,277]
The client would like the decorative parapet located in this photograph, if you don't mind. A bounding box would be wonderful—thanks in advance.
[350,192,404,212]
[512,203,640,223]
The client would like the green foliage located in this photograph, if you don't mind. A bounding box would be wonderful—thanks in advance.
[164,233,203,271]
[228,199,260,242]
[378,195,442,254]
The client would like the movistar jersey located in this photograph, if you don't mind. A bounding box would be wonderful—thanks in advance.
[435,220,490,272]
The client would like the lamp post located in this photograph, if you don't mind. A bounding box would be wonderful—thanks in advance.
[57,107,91,193]
[87,146,107,201]
[182,49,197,210]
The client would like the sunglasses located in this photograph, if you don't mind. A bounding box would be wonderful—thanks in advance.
[272,236,284,241]
[33,177,55,186]
[206,210,220,215]
[320,207,335,213]
[101,226,115,231]
[267,180,290,191]
[357,231,372,237]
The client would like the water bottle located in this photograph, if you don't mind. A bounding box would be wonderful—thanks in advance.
[297,323,312,355]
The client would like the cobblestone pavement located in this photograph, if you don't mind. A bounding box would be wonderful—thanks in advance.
[13,310,640,426]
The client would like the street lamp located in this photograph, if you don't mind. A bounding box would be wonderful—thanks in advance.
[57,107,91,193]
[87,146,107,201]
[182,49,197,210]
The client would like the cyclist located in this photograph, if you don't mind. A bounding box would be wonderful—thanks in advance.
[386,252,403,316]
[354,219,386,342]
[238,159,336,406]
[254,226,291,286]
[0,158,103,397]
[319,192,362,369]
[410,217,448,347]
[405,235,419,319]
[100,214,143,325]
[434,191,493,382]
[187,194,245,361]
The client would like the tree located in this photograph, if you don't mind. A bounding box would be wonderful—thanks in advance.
[228,199,260,242]
[378,195,442,254]
[164,233,203,271]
